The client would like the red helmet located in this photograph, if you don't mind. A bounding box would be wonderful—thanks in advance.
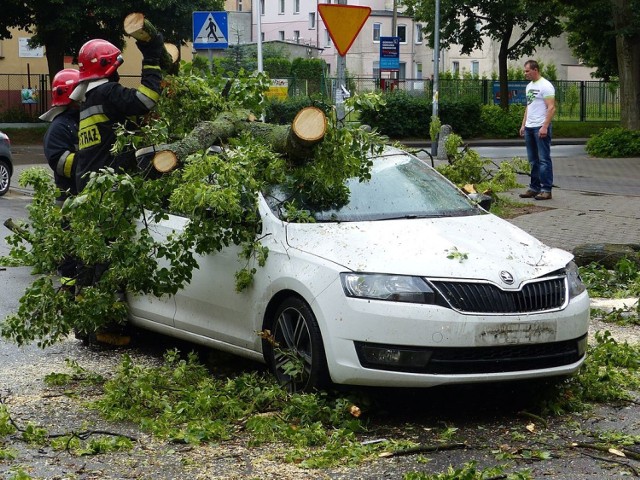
[77,39,122,82]
[51,69,80,106]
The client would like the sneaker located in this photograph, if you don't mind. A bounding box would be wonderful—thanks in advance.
[519,189,539,198]
[534,192,552,200]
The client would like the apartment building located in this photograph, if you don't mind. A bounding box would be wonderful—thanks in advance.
[0,1,592,81]
[228,0,591,81]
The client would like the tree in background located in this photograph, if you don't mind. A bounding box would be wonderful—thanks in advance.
[401,0,564,111]
[562,0,640,129]
[0,0,223,81]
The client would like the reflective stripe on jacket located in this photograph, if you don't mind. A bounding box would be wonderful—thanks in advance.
[43,108,79,197]
[75,65,162,192]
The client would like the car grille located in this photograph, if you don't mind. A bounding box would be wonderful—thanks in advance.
[425,335,586,374]
[431,277,566,313]
[355,335,587,375]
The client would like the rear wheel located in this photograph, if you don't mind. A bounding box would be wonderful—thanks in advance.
[264,296,329,393]
[0,159,11,196]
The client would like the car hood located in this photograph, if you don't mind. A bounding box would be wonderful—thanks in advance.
[285,214,573,288]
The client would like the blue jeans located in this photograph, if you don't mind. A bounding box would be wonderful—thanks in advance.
[524,126,553,193]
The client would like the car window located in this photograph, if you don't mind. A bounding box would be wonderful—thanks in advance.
[266,151,482,222]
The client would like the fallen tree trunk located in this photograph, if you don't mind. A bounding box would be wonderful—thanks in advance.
[141,107,327,173]
[572,243,640,268]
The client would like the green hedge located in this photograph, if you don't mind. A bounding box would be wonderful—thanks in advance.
[263,93,620,141]
[358,91,430,138]
[358,91,482,139]
[480,104,525,138]
[264,97,332,124]
[585,128,640,157]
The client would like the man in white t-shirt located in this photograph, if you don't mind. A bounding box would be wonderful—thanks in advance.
[519,60,556,200]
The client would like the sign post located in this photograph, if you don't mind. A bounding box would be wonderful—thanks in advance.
[318,4,371,124]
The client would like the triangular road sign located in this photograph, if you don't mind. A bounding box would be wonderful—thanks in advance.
[318,4,371,56]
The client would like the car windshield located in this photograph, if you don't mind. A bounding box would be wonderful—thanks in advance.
[265,150,482,222]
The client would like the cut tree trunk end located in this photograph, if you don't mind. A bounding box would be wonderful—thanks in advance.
[124,12,180,73]
[291,107,327,145]
[572,243,640,269]
[124,13,155,42]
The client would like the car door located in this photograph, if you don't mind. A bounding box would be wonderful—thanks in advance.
[126,212,184,327]
[172,240,259,349]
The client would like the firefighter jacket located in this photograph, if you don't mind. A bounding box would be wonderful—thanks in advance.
[43,108,79,199]
[75,65,162,192]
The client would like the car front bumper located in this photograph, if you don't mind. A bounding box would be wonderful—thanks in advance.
[312,282,590,387]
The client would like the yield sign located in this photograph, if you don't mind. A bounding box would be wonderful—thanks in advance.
[318,4,371,56]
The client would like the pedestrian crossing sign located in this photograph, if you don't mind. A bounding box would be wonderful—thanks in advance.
[193,11,228,49]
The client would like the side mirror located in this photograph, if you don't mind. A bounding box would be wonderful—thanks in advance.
[468,193,493,211]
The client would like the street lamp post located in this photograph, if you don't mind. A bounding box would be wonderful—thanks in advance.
[257,0,263,72]
[432,0,440,118]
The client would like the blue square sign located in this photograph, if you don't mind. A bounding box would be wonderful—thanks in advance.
[380,36,400,71]
[193,11,228,49]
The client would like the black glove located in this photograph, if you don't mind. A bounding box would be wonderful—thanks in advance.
[136,33,164,64]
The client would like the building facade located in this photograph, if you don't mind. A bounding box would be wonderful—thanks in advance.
[240,0,592,82]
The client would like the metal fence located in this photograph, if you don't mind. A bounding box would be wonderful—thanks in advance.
[0,74,144,121]
[0,73,621,123]
[328,77,621,122]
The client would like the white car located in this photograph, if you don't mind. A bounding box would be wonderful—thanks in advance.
[128,147,590,392]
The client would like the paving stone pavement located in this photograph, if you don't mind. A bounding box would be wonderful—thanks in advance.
[504,154,640,252]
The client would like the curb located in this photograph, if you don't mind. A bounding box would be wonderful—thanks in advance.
[399,138,588,148]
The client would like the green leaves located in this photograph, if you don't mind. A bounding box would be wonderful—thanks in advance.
[93,350,368,465]
[1,63,385,345]
[585,127,640,157]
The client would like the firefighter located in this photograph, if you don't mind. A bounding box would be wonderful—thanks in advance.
[39,68,81,289]
[41,68,81,202]
[69,35,163,344]
[71,35,164,192]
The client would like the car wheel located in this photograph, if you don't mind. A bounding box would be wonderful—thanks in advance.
[265,296,329,393]
[0,159,10,196]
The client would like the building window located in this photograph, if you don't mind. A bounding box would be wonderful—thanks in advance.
[399,62,406,80]
[261,32,265,41]
[397,24,407,43]
[325,29,332,46]
[236,0,243,11]
[452,61,460,76]
[279,0,285,14]
[294,0,300,14]
[309,12,316,29]
[471,60,479,77]
[294,30,300,43]
[260,0,265,15]
[279,31,285,41]
[373,23,381,42]
[415,62,423,79]
[373,61,380,78]
[415,24,423,43]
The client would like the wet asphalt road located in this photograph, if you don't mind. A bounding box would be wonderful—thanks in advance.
[1,145,639,479]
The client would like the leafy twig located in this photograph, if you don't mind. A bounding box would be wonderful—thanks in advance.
[380,442,466,457]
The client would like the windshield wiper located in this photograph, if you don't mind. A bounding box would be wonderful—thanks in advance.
[379,214,447,220]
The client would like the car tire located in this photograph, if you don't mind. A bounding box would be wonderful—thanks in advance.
[0,159,11,196]
[264,296,329,393]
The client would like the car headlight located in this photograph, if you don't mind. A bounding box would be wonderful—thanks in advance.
[340,273,436,304]
[566,261,586,298]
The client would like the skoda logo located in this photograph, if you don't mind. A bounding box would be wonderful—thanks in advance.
[500,271,514,285]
